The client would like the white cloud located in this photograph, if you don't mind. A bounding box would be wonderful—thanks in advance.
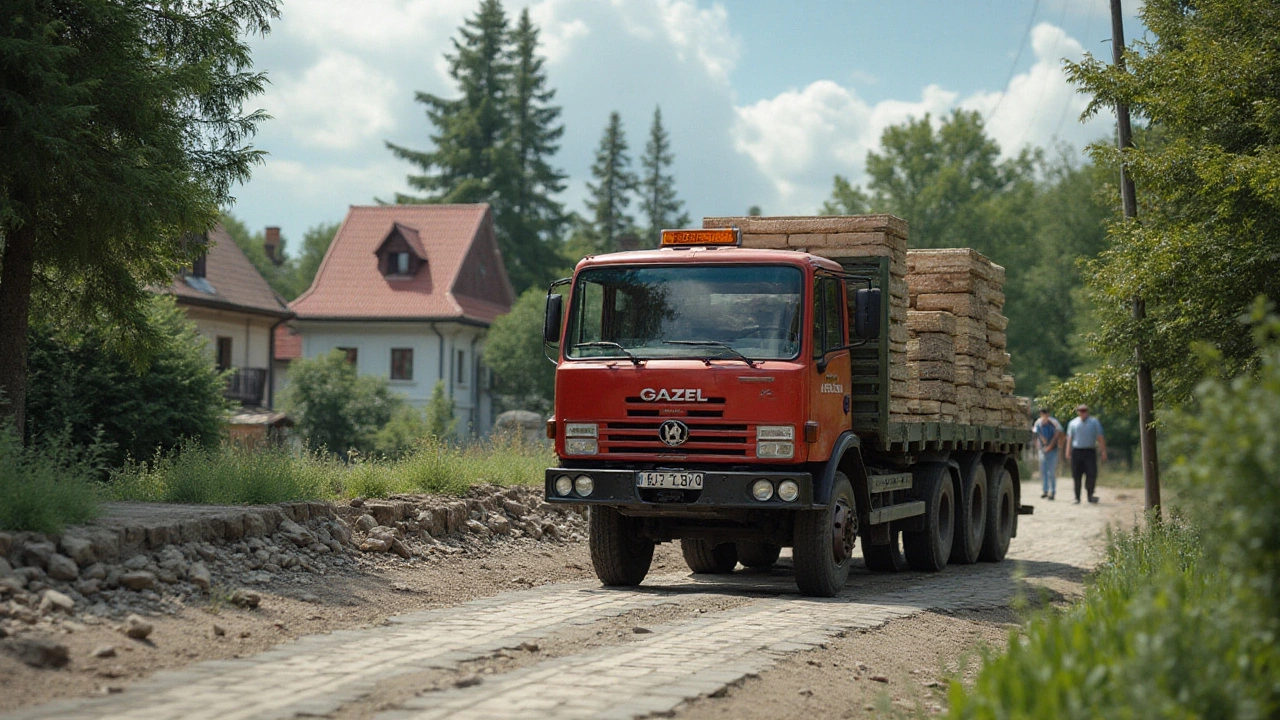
[262,53,399,150]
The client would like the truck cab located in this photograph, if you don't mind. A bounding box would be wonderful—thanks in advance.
[543,227,1024,597]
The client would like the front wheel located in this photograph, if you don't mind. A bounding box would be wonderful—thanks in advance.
[681,539,738,574]
[793,472,856,597]
[590,506,655,586]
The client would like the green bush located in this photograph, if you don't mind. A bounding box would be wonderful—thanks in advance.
[372,405,430,459]
[112,443,341,505]
[25,296,228,468]
[282,350,402,457]
[485,287,556,415]
[0,424,101,533]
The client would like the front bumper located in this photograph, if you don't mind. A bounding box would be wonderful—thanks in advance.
[544,467,817,510]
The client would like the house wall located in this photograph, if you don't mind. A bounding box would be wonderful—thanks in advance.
[181,306,277,370]
[292,320,495,436]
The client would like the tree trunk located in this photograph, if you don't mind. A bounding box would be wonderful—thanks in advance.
[0,224,36,439]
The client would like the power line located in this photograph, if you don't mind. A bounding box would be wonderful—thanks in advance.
[984,0,1042,126]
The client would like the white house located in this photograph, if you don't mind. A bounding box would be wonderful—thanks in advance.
[284,204,515,435]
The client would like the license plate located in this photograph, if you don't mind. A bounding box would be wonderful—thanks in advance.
[636,471,704,489]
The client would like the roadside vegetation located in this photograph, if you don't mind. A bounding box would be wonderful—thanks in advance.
[0,424,102,533]
[947,309,1280,719]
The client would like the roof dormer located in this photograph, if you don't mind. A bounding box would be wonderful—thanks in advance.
[374,222,427,279]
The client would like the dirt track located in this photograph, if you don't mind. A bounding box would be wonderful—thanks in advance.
[0,482,1142,719]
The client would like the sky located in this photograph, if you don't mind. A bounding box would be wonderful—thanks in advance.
[231,0,1144,250]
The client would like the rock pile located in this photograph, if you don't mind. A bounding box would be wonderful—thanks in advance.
[0,485,588,644]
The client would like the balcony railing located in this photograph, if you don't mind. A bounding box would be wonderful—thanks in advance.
[224,367,268,406]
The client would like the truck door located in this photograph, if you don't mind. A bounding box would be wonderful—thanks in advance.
[810,275,851,462]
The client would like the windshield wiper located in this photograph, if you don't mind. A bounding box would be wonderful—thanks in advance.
[573,341,642,365]
[663,340,757,367]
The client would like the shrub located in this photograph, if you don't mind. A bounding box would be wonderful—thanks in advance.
[424,379,457,441]
[283,350,402,457]
[112,443,340,505]
[25,296,228,468]
[372,405,430,459]
[0,424,101,533]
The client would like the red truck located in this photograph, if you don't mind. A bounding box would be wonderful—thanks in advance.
[542,224,1028,597]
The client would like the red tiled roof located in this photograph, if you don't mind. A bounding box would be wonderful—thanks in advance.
[290,205,515,324]
[166,224,292,318]
[273,323,302,361]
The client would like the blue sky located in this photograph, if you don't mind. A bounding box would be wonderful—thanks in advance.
[230,0,1144,251]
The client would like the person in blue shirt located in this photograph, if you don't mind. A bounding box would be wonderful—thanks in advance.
[1066,404,1107,504]
[1032,408,1062,500]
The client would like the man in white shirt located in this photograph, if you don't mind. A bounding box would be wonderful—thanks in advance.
[1066,404,1107,504]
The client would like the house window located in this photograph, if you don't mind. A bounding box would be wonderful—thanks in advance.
[391,348,413,380]
[337,347,358,365]
[456,349,466,385]
[216,337,233,372]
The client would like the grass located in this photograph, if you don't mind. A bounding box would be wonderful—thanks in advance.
[0,424,102,533]
[112,435,554,505]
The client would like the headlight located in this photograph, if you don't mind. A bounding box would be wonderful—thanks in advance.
[777,480,800,502]
[554,475,573,496]
[565,438,598,455]
[751,479,775,501]
[565,423,598,438]
[574,475,594,496]
[756,441,794,459]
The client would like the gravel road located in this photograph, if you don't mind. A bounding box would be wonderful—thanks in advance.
[1,482,1142,720]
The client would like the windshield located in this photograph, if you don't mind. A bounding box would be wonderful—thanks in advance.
[565,265,804,361]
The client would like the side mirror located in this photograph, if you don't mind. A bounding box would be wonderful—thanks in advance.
[854,288,881,340]
[543,294,563,344]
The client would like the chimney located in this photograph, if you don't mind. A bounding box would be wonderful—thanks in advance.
[618,233,641,252]
[264,226,282,265]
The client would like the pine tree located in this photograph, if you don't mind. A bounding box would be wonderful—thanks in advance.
[499,8,567,291]
[585,112,639,252]
[386,0,512,206]
[638,107,689,246]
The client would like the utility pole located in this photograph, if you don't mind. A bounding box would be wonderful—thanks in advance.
[1110,0,1161,514]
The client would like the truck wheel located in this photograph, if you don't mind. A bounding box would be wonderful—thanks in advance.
[681,539,738,573]
[979,463,1015,562]
[903,463,955,572]
[863,530,907,572]
[589,506,654,586]
[793,472,856,597]
[737,542,782,569]
[950,457,988,565]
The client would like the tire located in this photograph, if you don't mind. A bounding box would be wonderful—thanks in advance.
[979,462,1016,562]
[793,471,857,597]
[903,463,955,572]
[589,506,654,586]
[950,456,988,565]
[737,542,782,569]
[681,539,738,574]
[863,530,908,572]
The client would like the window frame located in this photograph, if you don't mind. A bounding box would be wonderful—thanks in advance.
[390,348,413,381]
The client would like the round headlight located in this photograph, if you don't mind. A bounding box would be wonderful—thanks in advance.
[574,474,594,496]
[777,479,800,502]
[554,474,573,496]
[751,479,774,502]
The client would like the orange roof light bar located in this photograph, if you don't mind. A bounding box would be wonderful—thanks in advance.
[660,228,741,247]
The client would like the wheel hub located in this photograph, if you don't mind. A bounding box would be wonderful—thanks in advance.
[831,499,857,562]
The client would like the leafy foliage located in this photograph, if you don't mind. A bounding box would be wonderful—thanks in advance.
[638,106,690,246]
[282,350,402,457]
[584,111,639,252]
[24,296,228,468]
[484,287,556,414]
[424,379,458,441]
[372,405,429,459]
[1061,0,1280,409]
[0,423,100,532]
[0,0,278,434]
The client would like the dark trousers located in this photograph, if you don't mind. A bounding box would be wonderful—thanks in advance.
[1071,448,1098,500]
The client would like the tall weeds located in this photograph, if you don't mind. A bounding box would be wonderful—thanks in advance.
[0,424,101,533]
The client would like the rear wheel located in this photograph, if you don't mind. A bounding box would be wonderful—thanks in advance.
[863,530,908,572]
[589,506,654,586]
[903,463,955,572]
[979,462,1016,562]
[793,472,856,597]
[736,542,782,569]
[681,539,738,574]
[950,457,988,565]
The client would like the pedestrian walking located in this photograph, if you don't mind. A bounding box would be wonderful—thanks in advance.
[1066,404,1107,504]
[1033,408,1062,500]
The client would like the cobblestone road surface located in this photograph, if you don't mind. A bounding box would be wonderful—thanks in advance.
[6,482,1125,720]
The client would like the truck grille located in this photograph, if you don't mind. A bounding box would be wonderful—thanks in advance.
[602,419,751,457]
